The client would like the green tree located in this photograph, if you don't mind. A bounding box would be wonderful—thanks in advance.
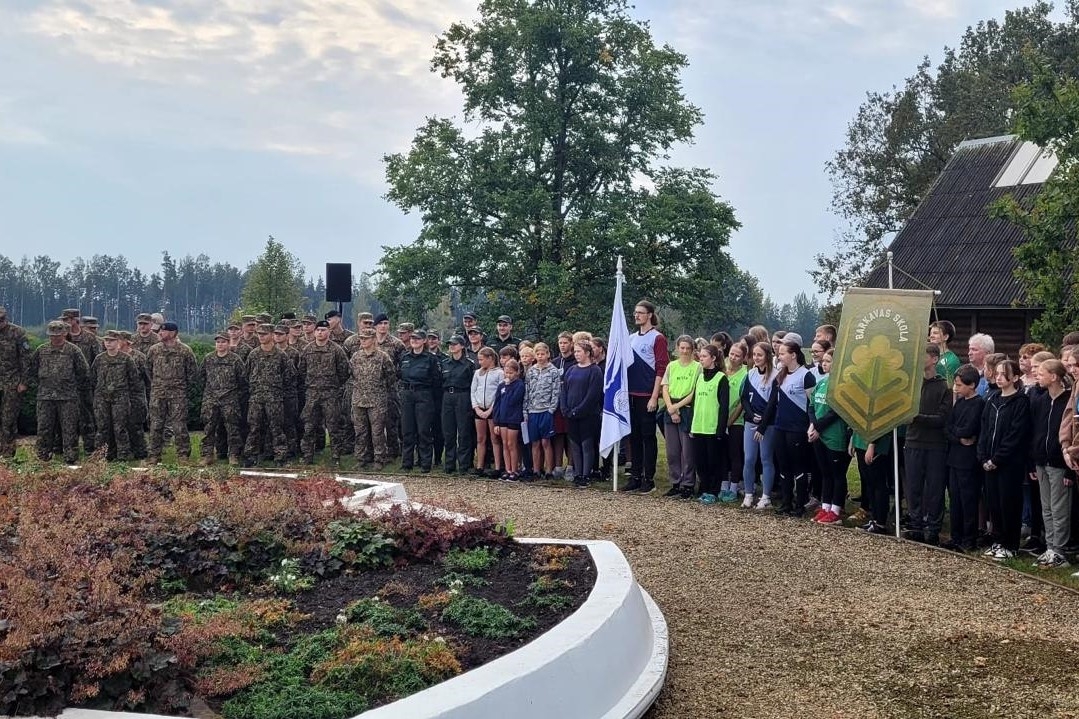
[992,54,1079,343]
[378,0,742,336]
[240,236,306,319]
[814,2,1079,301]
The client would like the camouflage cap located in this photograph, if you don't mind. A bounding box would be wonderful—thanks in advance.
[47,320,68,335]
[256,313,273,324]
[118,330,134,342]
[104,330,122,340]
[302,314,317,323]
[358,328,376,338]
[150,312,165,325]
[136,312,153,323]
[61,308,80,320]
[357,311,374,322]
[82,316,99,327]
[257,323,274,334]
[214,332,229,342]
[226,322,240,330]
[241,315,257,324]
[273,324,288,334]
[397,322,415,333]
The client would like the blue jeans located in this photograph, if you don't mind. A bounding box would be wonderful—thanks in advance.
[743,422,777,497]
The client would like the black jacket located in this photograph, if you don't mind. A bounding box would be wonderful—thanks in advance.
[946,394,984,469]
[905,376,951,449]
[977,391,1030,467]
[1029,387,1069,469]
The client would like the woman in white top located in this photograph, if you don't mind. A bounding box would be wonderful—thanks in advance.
[471,347,504,477]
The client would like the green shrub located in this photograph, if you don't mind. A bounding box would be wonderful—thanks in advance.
[309,519,395,577]
[441,546,497,573]
[344,599,425,638]
[221,683,367,719]
[440,595,535,639]
[437,571,490,588]
[519,576,575,610]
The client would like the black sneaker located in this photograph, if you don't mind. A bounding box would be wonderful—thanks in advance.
[902,529,924,543]
[663,487,681,498]
[620,477,642,492]
[678,487,694,500]
[573,475,589,488]
[636,480,656,495]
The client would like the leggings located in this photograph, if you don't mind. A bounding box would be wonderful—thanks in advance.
[727,424,745,488]
[775,429,813,512]
[985,462,1025,551]
[693,434,726,496]
[856,448,891,524]
[743,422,777,497]
[812,440,851,508]
[567,416,600,479]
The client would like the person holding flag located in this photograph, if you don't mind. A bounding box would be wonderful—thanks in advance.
[623,299,668,493]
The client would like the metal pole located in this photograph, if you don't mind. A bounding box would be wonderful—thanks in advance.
[612,440,619,492]
[888,251,901,539]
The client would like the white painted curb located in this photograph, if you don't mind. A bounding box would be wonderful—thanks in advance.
[56,477,668,719]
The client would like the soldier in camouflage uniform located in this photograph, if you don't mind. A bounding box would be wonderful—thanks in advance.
[301,314,318,344]
[118,331,150,459]
[61,309,99,454]
[82,317,102,341]
[239,315,259,349]
[0,306,30,457]
[226,322,251,361]
[298,319,350,463]
[273,324,302,458]
[326,310,353,346]
[132,313,161,356]
[349,328,397,468]
[27,321,89,464]
[374,313,406,458]
[145,321,198,464]
[244,324,293,465]
[199,333,247,465]
[90,330,142,461]
[340,311,377,450]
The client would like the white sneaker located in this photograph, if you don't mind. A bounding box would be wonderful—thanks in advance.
[983,543,1002,557]
[991,547,1015,561]
[754,496,771,510]
[741,494,754,509]
[1032,550,1052,567]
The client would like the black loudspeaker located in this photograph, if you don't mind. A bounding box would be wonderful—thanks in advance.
[325,263,352,303]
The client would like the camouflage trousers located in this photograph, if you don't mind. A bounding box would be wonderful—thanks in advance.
[0,384,20,457]
[302,390,344,461]
[202,397,243,460]
[94,395,132,460]
[284,392,300,457]
[338,381,355,452]
[245,397,287,462]
[386,392,401,457]
[36,399,79,464]
[79,389,96,453]
[129,398,148,459]
[148,395,190,461]
[352,402,388,464]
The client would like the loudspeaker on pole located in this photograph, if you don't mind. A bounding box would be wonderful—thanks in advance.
[325,263,352,303]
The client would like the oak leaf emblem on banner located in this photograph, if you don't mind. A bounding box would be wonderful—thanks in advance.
[833,335,912,438]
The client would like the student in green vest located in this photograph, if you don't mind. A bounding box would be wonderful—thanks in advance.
[929,320,961,384]
[690,344,730,504]
[808,348,850,524]
[725,341,749,504]
[661,335,702,498]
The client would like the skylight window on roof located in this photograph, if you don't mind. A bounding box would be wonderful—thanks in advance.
[993,142,1040,187]
[1021,150,1059,184]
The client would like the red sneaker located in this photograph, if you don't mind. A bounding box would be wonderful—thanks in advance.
[811,508,829,523]
[820,511,842,525]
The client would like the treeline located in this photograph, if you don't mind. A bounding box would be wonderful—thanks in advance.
[0,251,381,333]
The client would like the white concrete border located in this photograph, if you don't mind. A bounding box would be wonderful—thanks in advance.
[58,477,668,719]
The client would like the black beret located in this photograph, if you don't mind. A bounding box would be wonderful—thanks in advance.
[161,321,179,332]
[325,310,340,320]
[373,313,389,325]
[315,320,330,328]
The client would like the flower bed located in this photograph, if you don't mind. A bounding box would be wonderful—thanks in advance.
[0,464,593,718]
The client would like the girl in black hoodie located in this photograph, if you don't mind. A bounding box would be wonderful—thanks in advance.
[977,360,1031,560]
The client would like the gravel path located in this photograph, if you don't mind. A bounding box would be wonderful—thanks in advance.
[385,474,1079,719]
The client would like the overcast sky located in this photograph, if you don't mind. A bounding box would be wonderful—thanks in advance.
[1,0,1024,304]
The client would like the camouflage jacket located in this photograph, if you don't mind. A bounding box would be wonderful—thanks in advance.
[91,352,141,400]
[375,334,406,370]
[0,322,30,386]
[67,330,101,369]
[298,341,349,392]
[199,352,247,402]
[125,349,150,403]
[246,346,294,401]
[28,341,90,401]
[349,348,397,407]
[131,331,160,356]
[145,341,198,399]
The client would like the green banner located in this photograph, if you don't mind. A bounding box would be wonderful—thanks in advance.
[827,288,935,441]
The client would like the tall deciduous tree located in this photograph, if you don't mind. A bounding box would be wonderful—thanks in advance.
[240,236,306,319]
[992,54,1079,343]
[378,0,742,336]
[814,2,1078,301]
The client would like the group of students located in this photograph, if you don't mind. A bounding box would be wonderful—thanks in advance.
[645,313,1079,575]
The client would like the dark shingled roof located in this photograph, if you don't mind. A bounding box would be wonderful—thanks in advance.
[863,136,1043,308]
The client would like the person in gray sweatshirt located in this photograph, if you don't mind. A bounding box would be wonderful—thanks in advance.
[903,344,953,545]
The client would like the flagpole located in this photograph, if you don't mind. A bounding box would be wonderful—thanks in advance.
[600,255,631,493]
[612,256,623,493]
[889,251,901,539]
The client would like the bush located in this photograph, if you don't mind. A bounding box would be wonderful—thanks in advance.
[372,506,512,564]
[305,519,395,578]
[441,546,497,573]
[440,595,535,640]
[342,599,426,638]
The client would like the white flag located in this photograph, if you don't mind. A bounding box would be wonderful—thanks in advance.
[600,262,632,458]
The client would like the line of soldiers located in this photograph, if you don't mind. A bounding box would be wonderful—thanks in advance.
[0,305,500,471]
